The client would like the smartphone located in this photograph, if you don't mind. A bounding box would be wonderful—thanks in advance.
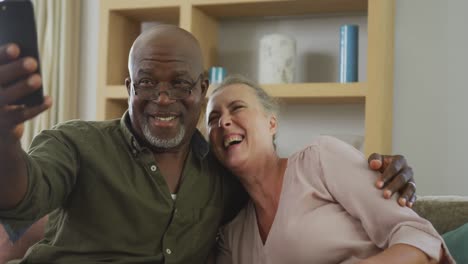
[0,0,44,106]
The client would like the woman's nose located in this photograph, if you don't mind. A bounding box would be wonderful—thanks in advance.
[218,116,232,128]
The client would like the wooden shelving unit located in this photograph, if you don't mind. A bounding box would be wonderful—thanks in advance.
[97,0,394,154]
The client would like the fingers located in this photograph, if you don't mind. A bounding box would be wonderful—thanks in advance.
[0,74,42,106]
[375,175,385,189]
[0,44,40,106]
[368,153,383,170]
[369,153,396,174]
[381,166,413,199]
[372,153,417,208]
[0,44,48,142]
[373,154,395,188]
[0,44,20,64]
[380,155,406,185]
[0,96,52,131]
[0,56,38,85]
[0,96,52,128]
[397,181,416,207]
[407,193,417,208]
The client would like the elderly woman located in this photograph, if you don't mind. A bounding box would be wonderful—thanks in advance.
[205,75,453,264]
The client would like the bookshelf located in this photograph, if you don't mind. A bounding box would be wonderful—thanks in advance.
[97,0,394,154]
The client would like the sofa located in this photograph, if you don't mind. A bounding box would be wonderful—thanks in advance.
[413,196,468,263]
[412,196,468,235]
[1,196,467,264]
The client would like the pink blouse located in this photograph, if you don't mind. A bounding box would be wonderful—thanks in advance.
[216,136,453,264]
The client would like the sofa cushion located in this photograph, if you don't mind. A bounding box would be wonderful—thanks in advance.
[412,195,468,234]
[443,222,468,264]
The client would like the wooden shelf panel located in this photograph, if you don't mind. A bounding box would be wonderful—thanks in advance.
[106,85,129,99]
[193,0,368,18]
[102,0,180,23]
[104,82,366,104]
[103,1,180,11]
[263,82,366,103]
[106,99,128,120]
[102,1,181,87]
[207,82,366,103]
[111,7,180,24]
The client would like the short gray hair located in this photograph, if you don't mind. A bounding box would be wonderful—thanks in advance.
[210,74,280,148]
[211,74,279,116]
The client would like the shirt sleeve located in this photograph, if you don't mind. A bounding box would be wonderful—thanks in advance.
[0,127,79,242]
[312,136,452,263]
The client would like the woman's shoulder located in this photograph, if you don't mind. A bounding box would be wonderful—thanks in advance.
[290,135,363,160]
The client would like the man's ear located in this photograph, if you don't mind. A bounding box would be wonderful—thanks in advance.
[200,77,209,98]
[269,114,278,135]
[125,77,131,96]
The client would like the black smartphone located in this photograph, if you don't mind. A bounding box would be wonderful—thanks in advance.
[0,0,43,107]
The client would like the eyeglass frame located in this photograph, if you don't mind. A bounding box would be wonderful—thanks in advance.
[131,73,204,100]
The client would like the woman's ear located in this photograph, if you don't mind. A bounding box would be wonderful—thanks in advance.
[269,114,278,135]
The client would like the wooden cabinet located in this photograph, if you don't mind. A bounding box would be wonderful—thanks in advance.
[97,0,394,154]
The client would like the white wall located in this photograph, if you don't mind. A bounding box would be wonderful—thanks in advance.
[446,1,468,195]
[78,0,468,195]
[393,0,468,195]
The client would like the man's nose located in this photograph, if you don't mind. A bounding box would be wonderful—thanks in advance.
[152,91,173,104]
[152,85,174,104]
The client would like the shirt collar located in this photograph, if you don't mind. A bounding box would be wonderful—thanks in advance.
[119,111,209,160]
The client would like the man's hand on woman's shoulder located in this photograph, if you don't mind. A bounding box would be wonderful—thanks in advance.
[368,153,416,208]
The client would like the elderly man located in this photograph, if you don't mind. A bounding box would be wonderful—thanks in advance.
[0,25,415,263]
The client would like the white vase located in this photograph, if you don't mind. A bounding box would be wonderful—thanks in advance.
[259,34,296,84]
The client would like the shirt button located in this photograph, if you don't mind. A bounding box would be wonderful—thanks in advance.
[166,248,172,255]
[150,165,157,172]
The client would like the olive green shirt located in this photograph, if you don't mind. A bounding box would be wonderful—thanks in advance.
[0,113,246,264]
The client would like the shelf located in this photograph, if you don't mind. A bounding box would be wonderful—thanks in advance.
[193,0,368,18]
[110,6,180,24]
[262,82,366,103]
[102,0,181,13]
[103,0,368,17]
[211,82,367,103]
[102,0,181,86]
[106,82,366,104]
[106,85,129,99]
[98,0,394,154]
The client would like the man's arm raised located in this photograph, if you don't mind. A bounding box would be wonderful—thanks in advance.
[0,44,51,209]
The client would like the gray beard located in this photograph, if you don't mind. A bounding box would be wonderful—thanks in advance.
[142,121,185,149]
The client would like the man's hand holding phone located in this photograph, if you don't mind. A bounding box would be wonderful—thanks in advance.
[0,0,51,209]
[0,43,51,143]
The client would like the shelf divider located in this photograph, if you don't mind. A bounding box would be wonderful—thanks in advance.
[107,82,366,104]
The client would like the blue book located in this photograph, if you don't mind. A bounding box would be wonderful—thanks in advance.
[339,25,359,83]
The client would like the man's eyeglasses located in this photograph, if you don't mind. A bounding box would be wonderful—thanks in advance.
[132,74,203,100]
